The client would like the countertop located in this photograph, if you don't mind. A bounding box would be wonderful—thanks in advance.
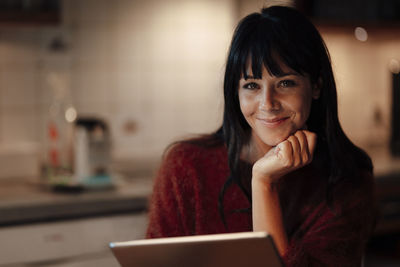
[0,175,153,226]
[368,146,400,178]
[0,147,399,232]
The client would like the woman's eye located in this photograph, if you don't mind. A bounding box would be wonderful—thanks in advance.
[243,82,259,90]
[278,80,296,88]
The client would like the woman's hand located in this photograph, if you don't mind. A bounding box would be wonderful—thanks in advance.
[251,130,317,255]
[252,130,317,184]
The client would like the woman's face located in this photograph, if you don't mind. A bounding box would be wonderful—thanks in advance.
[238,60,320,151]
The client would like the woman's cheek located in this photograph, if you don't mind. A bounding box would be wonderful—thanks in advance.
[239,93,255,117]
[292,95,312,127]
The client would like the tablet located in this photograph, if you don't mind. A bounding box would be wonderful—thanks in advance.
[109,231,283,267]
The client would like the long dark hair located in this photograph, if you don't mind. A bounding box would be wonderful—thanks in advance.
[184,6,372,226]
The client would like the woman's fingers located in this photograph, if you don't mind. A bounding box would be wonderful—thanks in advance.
[283,130,317,168]
[287,135,301,166]
[302,130,317,163]
[252,130,317,183]
[277,140,294,167]
[294,130,310,164]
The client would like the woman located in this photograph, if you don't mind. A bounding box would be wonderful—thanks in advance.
[146,6,376,266]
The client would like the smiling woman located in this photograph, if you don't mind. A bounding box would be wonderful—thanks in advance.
[238,60,320,154]
[146,5,376,267]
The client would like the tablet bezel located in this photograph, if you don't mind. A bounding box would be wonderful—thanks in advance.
[110,231,283,267]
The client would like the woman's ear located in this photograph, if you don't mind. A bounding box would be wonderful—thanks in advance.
[312,77,322,100]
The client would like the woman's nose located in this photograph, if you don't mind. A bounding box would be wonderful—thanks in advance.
[259,87,280,111]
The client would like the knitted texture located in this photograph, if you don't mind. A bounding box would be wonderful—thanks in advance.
[146,143,375,267]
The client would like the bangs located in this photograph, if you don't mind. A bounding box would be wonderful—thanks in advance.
[235,20,308,80]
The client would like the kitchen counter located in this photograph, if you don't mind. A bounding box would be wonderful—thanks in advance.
[0,150,398,266]
[368,146,400,178]
[0,175,153,226]
[0,147,399,231]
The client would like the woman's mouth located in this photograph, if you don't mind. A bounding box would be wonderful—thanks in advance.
[256,117,290,128]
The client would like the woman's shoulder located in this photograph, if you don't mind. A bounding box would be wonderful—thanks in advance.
[153,137,228,194]
[161,137,227,170]
[164,136,225,160]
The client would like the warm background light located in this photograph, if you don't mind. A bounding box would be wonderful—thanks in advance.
[354,26,368,42]
[0,0,396,165]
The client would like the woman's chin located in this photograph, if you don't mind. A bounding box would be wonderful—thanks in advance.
[268,127,302,146]
[261,135,289,147]
[252,129,297,148]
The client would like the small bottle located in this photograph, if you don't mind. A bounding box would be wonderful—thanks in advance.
[43,72,77,186]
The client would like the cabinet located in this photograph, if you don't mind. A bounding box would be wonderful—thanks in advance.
[0,213,147,266]
[0,0,61,27]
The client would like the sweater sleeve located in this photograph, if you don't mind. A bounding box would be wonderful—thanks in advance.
[282,172,376,267]
[146,144,197,238]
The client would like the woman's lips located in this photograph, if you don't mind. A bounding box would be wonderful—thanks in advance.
[256,117,289,128]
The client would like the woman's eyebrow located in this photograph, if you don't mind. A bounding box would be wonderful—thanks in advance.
[242,72,299,80]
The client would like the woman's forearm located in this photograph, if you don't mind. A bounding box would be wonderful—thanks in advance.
[250,131,316,256]
[252,178,288,256]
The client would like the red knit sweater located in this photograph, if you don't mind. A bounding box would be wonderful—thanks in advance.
[146,142,376,267]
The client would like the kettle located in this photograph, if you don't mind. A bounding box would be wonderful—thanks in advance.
[74,117,112,188]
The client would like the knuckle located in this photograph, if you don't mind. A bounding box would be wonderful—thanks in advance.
[295,130,305,138]
[283,158,292,167]
[282,140,290,149]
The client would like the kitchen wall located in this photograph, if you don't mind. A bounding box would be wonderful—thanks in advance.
[0,0,397,177]
[0,0,237,173]
[321,27,399,151]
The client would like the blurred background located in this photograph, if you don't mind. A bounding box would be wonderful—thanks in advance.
[0,0,399,266]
